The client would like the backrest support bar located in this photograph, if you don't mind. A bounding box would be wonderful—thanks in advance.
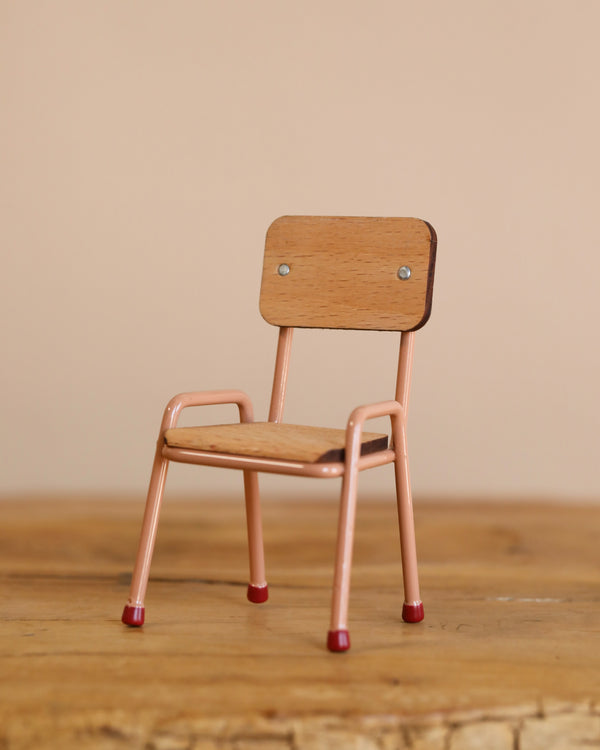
[268,326,294,423]
[395,331,415,413]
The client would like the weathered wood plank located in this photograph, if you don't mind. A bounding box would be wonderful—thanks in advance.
[0,497,599,748]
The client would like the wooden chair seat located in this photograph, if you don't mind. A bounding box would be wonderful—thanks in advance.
[165,423,388,464]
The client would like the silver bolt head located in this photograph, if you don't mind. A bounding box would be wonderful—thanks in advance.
[278,263,291,276]
[397,265,411,280]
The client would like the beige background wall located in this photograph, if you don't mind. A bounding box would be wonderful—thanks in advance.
[1,1,599,500]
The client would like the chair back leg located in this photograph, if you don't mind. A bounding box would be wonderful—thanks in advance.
[243,470,269,603]
[121,446,170,626]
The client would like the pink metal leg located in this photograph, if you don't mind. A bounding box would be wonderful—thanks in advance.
[243,470,268,603]
[328,400,407,652]
[122,445,169,626]
[392,420,423,623]
[327,441,362,652]
[121,389,256,626]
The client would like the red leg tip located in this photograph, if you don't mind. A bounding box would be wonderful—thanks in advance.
[327,629,351,652]
[122,605,145,627]
[247,583,269,603]
[402,601,424,623]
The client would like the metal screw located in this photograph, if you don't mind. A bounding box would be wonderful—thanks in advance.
[397,265,411,280]
[278,263,290,276]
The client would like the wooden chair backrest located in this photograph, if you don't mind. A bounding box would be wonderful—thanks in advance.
[260,216,437,332]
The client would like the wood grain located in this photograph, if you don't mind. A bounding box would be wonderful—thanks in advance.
[1,496,599,749]
[165,422,388,463]
[259,216,437,331]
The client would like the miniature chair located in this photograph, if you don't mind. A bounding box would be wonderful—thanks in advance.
[121,215,437,652]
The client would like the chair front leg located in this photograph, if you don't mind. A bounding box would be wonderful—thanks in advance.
[392,418,424,623]
[327,443,362,652]
[122,444,170,626]
[243,470,268,603]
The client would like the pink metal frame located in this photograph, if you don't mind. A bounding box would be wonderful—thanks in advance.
[122,328,423,651]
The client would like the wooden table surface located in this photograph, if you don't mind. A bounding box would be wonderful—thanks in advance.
[1,496,599,749]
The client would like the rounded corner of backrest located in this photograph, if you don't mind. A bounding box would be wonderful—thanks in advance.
[404,307,433,332]
[422,219,438,269]
[258,298,277,328]
[411,218,437,331]
[265,215,292,240]
[260,219,287,327]
[388,217,437,332]
[424,219,437,244]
